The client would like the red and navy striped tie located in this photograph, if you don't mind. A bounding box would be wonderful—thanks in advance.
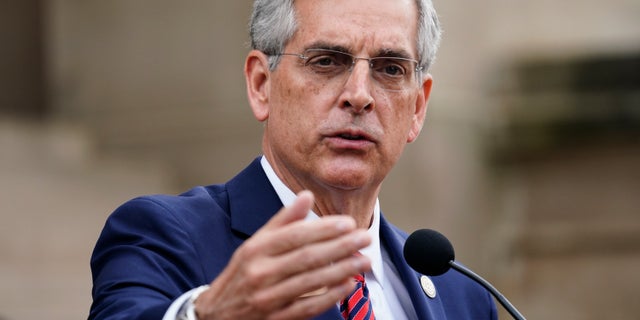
[340,273,375,320]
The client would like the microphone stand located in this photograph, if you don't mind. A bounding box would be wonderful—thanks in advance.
[449,261,526,320]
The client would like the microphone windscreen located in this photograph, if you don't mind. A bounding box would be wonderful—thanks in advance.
[403,229,455,276]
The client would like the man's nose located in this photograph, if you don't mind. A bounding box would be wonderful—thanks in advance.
[341,60,374,112]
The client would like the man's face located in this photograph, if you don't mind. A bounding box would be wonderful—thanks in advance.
[257,0,431,193]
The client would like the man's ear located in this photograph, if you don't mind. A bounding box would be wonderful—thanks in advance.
[245,50,271,122]
[407,74,433,143]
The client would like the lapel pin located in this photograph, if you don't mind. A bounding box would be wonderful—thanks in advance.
[420,275,437,299]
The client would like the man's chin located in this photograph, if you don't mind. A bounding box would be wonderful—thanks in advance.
[317,166,377,190]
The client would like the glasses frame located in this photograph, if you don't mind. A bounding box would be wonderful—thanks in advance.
[274,48,424,92]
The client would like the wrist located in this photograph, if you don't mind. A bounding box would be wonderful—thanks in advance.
[176,285,210,320]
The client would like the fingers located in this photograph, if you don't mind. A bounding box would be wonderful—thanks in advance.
[235,220,370,292]
[252,254,371,310]
[248,191,361,257]
[250,214,358,256]
[254,228,371,287]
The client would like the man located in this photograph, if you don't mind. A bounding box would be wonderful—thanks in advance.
[90,0,497,319]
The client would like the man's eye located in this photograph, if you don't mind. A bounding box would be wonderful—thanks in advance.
[384,65,403,75]
[377,61,406,76]
[307,54,340,67]
[317,56,336,66]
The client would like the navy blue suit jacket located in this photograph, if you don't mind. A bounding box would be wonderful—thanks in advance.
[90,157,497,319]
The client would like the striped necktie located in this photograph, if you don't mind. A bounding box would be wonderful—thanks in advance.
[340,273,375,320]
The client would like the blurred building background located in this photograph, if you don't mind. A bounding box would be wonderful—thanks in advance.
[1,0,638,319]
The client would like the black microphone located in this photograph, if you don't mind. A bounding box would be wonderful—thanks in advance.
[403,229,526,320]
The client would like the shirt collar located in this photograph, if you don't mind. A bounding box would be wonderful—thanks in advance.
[260,156,386,288]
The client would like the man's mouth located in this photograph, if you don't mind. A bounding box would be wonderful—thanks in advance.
[339,133,366,141]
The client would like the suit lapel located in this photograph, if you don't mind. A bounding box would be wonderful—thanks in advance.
[379,214,447,320]
[226,157,284,237]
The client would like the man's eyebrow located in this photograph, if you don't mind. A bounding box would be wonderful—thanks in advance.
[375,48,415,60]
[303,41,351,53]
[302,42,416,60]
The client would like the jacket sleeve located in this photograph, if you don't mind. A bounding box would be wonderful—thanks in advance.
[89,197,207,320]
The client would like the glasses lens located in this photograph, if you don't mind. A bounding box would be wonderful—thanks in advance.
[370,58,415,91]
[303,49,351,76]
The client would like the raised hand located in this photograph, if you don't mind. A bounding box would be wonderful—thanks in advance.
[194,191,372,320]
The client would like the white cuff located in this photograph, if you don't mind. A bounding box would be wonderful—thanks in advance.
[162,285,209,320]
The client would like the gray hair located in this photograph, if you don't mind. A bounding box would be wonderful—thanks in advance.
[249,0,442,71]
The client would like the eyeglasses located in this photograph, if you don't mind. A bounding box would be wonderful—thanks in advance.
[276,48,423,92]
